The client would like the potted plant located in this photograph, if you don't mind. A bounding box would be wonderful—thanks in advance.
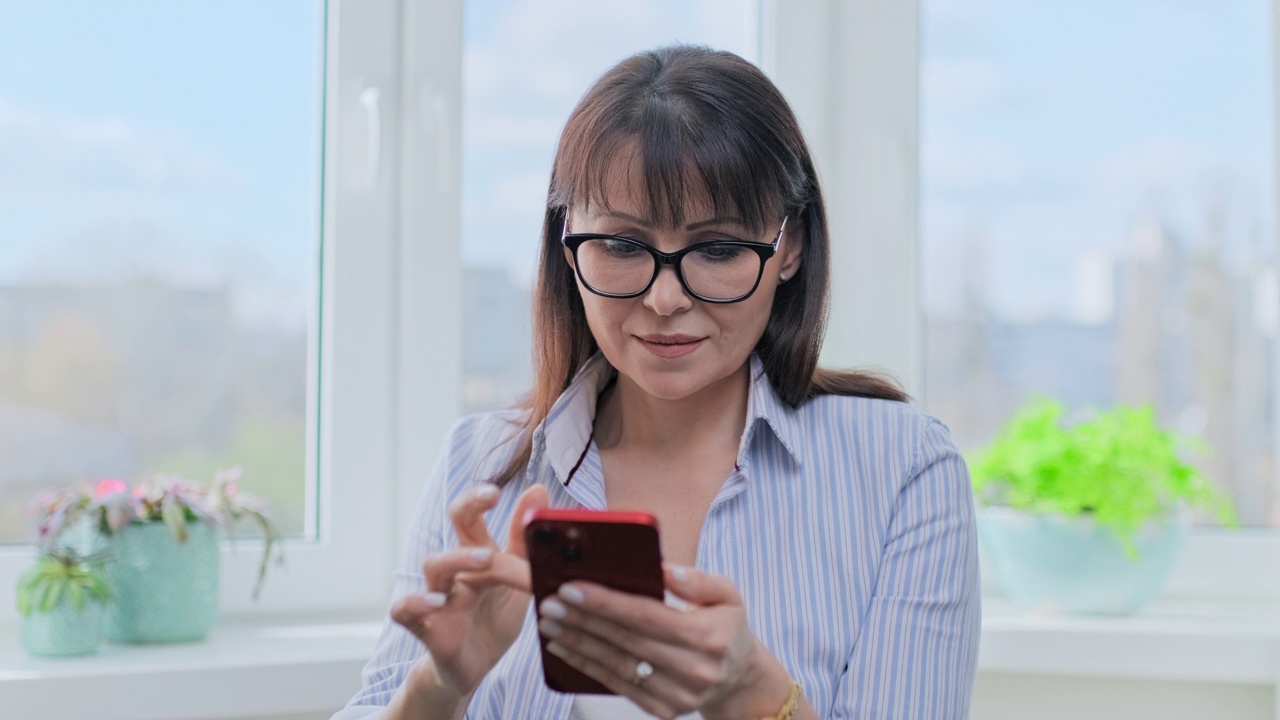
[969,398,1236,615]
[16,548,113,657]
[30,468,280,643]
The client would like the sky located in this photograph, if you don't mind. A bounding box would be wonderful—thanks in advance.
[921,0,1274,323]
[0,0,1272,328]
[0,0,324,329]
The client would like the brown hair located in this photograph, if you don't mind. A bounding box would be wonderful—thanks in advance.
[493,45,907,486]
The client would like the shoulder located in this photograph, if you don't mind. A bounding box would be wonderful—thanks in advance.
[797,394,960,479]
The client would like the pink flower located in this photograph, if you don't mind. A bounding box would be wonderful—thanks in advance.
[95,478,128,498]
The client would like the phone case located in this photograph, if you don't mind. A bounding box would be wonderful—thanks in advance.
[525,508,664,695]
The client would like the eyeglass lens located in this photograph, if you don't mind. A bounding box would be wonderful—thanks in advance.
[575,239,762,301]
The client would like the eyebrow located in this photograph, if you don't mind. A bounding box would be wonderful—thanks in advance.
[605,211,747,232]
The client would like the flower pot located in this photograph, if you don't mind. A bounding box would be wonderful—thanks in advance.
[977,506,1188,615]
[21,597,104,657]
[104,520,220,643]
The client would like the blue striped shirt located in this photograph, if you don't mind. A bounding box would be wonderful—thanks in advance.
[335,354,980,719]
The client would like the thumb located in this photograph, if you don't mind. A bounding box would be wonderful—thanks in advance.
[505,484,550,558]
[664,563,741,607]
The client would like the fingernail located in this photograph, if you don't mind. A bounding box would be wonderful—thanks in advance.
[474,484,499,501]
[558,584,585,605]
[670,565,689,583]
[546,641,569,658]
[540,598,567,619]
[424,592,447,608]
[539,618,563,638]
[469,547,493,563]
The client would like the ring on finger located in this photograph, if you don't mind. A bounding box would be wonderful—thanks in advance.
[633,659,654,685]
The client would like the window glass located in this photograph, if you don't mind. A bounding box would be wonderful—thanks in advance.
[921,0,1274,525]
[461,0,761,413]
[0,1,325,541]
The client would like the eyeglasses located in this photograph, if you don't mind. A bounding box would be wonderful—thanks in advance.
[561,217,788,304]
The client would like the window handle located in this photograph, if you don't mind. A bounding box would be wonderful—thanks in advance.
[359,86,381,188]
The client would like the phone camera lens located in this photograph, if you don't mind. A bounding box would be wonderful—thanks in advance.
[532,528,557,547]
[560,542,583,562]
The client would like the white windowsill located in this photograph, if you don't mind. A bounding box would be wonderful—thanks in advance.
[0,610,384,720]
[2,598,1279,720]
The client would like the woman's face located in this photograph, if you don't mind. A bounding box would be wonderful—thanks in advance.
[565,152,804,403]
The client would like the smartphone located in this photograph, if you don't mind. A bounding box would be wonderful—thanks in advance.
[525,508,664,694]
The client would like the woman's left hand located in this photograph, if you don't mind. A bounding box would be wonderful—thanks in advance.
[536,564,796,720]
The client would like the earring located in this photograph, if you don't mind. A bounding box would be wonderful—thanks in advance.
[779,272,788,282]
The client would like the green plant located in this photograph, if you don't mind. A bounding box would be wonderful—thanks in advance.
[16,549,113,617]
[969,398,1237,550]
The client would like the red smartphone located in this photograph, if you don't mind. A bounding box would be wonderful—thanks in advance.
[525,508,664,694]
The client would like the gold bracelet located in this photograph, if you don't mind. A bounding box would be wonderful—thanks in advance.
[755,679,802,720]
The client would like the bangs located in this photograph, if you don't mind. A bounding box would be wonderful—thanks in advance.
[550,69,791,233]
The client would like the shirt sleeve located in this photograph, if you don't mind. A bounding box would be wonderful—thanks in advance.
[828,417,982,720]
[331,424,458,720]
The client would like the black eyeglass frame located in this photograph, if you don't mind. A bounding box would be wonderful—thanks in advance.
[561,216,789,304]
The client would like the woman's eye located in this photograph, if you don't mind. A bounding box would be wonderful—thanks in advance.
[694,244,746,262]
[599,238,645,257]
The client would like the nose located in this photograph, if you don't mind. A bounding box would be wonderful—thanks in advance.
[642,264,693,316]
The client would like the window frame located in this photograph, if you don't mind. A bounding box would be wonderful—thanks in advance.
[0,0,466,621]
[762,0,1280,603]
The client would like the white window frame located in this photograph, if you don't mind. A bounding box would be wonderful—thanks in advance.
[760,0,1280,603]
[0,0,466,622]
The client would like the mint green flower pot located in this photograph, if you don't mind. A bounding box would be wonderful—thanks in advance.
[104,521,220,643]
[977,506,1187,615]
[21,598,104,657]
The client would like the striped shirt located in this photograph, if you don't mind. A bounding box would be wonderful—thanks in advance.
[335,353,981,719]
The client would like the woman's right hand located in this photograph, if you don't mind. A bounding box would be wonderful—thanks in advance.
[390,483,549,702]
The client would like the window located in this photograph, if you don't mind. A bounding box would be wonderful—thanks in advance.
[921,0,1275,527]
[0,0,326,542]
[460,0,762,413]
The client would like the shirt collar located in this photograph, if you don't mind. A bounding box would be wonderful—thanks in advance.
[534,353,804,487]
[740,354,804,469]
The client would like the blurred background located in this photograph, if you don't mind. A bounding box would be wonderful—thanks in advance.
[0,0,1271,540]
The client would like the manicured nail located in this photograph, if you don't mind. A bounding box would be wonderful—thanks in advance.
[546,642,569,658]
[468,547,493,563]
[474,485,498,501]
[424,592,447,608]
[539,618,563,638]
[540,597,567,619]
[670,565,690,583]
[558,584,585,605]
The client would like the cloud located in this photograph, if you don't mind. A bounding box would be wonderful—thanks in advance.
[0,93,241,201]
[923,132,1028,191]
[1092,132,1216,195]
[923,58,1009,112]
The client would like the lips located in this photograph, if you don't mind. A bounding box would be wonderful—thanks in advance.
[637,333,705,358]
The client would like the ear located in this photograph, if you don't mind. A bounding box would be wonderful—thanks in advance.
[778,219,805,280]
[562,245,576,270]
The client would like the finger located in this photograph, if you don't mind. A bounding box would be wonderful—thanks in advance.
[390,592,448,639]
[449,484,501,548]
[505,485,550,559]
[552,582,691,645]
[664,564,742,606]
[454,551,532,593]
[538,595,704,683]
[542,640,689,719]
[422,546,495,596]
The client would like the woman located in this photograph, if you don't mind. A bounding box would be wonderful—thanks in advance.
[336,45,979,720]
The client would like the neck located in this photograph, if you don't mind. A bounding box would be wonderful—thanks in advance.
[595,361,751,456]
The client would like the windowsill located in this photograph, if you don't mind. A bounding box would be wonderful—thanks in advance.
[980,596,1280,685]
[0,610,384,720]
[2,598,1279,719]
